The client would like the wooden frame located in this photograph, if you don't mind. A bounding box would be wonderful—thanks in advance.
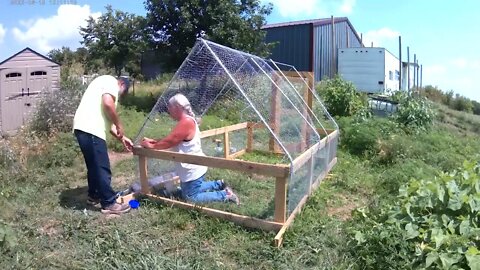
[121,120,339,247]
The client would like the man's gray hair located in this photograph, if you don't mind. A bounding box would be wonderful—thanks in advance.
[118,76,130,93]
[168,94,195,118]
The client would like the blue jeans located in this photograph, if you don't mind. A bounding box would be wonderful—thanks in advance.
[74,129,117,208]
[180,175,227,203]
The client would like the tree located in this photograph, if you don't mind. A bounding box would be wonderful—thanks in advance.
[472,100,480,115]
[47,47,86,80]
[80,5,148,78]
[48,46,75,65]
[145,0,273,70]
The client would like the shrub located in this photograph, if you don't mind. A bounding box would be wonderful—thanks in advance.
[29,78,85,135]
[375,134,410,165]
[392,92,435,131]
[452,94,473,113]
[0,140,18,171]
[472,101,480,116]
[348,161,480,269]
[120,92,157,113]
[339,117,397,157]
[317,76,368,117]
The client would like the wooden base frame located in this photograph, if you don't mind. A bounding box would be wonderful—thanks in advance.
[123,122,339,247]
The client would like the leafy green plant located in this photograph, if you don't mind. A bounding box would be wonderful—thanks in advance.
[338,117,397,157]
[392,92,435,131]
[349,161,480,269]
[317,76,368,117]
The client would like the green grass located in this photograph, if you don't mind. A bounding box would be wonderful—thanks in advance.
[1,100,480,269]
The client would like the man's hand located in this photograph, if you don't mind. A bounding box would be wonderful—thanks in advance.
[122,137,134,152]
[141,138,156,149]
[116,124,124,139]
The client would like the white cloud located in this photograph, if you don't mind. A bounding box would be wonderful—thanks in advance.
[264,0,356,20]
[362,27,400,47]
[451,58,480,71]
[266,0,320,18]
[12,4,101,53]
[340,0,356,14]
[452,58,467,69]
[0,24,5,44]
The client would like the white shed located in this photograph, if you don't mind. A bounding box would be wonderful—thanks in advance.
[0,47,60,135]
[338,47,400,94]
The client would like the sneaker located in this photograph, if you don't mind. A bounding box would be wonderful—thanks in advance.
[225,187,240,205]
[87,196,101,206]
[218,179,226,190]
[101,203,131,214]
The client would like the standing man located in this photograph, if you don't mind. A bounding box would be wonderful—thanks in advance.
[73,75,133,214]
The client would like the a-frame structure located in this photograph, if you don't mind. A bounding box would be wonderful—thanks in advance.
[120,39,339,246]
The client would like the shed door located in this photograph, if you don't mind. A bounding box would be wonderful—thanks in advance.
[24,67,51,122]
[1,69,26,132]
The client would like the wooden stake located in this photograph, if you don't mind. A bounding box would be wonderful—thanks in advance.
[247,122,253,152]
[274,176,288,223]
[138,155,150,194]
[269,74,281,153]
[224,131,230,158]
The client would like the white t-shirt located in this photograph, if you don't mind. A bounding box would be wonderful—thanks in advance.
[73,75,119,140]
[175,116,208,182]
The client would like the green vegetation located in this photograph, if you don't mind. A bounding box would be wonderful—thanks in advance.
[391,91,435,131]
[348,161,480,269]
[421,85,480,116]
[145,0,274,70]
[316,76,368,117]
[50,1,274,78]
[1,76,480,269]
[80,5,148,78]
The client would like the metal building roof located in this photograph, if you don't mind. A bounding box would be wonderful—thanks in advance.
[262,17,349,29]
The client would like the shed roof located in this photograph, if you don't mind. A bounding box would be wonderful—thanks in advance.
[0,47,60,67]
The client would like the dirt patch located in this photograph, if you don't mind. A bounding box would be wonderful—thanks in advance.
[112,174,133,187]
[108,151,133,166]
[38,220,62,237]
[326,194,364,221]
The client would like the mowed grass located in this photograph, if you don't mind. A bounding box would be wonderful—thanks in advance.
[2,99,480,269]
[0,141,348,269]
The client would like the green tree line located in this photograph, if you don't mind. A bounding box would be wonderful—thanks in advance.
[48,0,272,80]
[420,85,480,115]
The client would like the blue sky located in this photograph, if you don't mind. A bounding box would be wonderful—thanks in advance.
[0,0,478,101]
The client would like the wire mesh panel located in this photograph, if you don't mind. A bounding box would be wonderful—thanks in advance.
[287,160,310,215]
[272,62,338,133]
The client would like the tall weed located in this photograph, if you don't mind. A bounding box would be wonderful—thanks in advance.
[29,79,85,135]
[317,76,368,117]
[392,92,435,132]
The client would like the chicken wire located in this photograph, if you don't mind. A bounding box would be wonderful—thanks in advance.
[133,39,338,218]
